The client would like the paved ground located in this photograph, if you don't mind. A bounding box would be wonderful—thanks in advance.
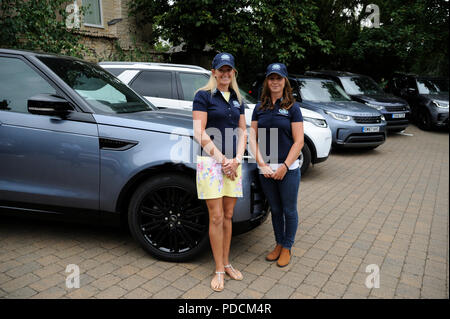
[0,124,448,299]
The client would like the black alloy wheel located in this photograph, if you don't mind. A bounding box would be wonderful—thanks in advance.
[128,174,209,261]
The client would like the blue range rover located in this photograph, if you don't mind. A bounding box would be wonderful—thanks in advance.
[290,76,387,149]
[306,71,410,132]
[0,49,268,261]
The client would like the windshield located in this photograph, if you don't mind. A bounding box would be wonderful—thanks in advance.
[240,89,257,104]
[38,57,156,114]
[299,79,352,102]
[340,76,383,95]
[417,78,449,95]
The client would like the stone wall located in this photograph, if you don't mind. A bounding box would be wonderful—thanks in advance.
[72,0,159,62]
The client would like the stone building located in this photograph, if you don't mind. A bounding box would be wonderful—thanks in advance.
[68,0,161,62]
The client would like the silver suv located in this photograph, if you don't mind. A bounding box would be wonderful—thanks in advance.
[0,49,269,262]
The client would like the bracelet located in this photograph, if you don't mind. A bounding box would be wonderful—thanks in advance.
[283,162,289,170]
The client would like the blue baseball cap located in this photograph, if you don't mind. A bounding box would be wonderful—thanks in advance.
[212,52,235,70]
[266,63,288,78]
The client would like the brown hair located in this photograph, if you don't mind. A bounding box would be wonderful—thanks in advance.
[259,77,295,111]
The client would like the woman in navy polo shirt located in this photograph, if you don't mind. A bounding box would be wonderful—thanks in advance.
[192,53,247,292]
[249,63,304,267]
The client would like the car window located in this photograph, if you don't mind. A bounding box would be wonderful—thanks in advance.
[299,79,352,102]
[38,56,156,114]
[178,72,209,101]
[0,56,57,114]
[131,71,172,99]
[340,76,383,95]
[417,78,449,94]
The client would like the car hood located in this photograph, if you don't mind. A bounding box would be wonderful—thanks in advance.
[301,100,381,117]
[421,93,449,103]
[350,94,407,106]
[93,109,194,136]
[247,103,326,120]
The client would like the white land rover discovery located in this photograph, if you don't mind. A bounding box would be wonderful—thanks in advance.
[99,62,332,174]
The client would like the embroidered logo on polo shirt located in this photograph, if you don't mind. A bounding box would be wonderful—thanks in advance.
[272,64,281,70]
[279,108,289,115]
[233,100,240,108]
[221,54,230,61]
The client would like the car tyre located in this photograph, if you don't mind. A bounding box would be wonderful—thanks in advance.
[300,143,311,175]
[417,109,432,130]
[128,173,209,262]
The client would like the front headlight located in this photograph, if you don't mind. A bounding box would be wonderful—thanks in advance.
[303,117,328,128]
[324,111,351,122]
[365,102,385,110]
[432,100,449,109]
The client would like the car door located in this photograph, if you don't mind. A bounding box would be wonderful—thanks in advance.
[176,72,210,109]
[129,70,180,109]
[0,55,100,215]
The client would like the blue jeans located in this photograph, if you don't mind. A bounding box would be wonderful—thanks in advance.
[258,168,300,249]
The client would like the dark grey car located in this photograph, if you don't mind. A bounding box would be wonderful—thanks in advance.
[386,73,449,130]
[0,49,268,261]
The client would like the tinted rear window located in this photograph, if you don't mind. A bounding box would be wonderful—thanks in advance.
[130,71,173,99]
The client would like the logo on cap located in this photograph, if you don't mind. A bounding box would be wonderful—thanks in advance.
[221,54,230,61]
[272,64,281,70]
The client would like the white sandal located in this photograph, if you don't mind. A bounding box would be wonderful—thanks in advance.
[224,264,243,281]
[211,271,225,292]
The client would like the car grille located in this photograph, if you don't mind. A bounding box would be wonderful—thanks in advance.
[353,116,382,124]
[385,105,408,112]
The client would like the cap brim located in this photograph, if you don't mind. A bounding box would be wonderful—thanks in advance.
[214,62,235,70]
[266,71,287,78]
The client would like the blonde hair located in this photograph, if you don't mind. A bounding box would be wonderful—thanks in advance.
[196,69,243,104]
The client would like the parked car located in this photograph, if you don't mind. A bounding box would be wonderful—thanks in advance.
[385,73,449,130]
[0,49,269,262]
[100,62,332,174]
[305,70,410,132]
[251,75,387,149]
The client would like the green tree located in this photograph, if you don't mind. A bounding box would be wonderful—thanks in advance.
[129,0,333,85]
[0,0,86,58]
[311,0,449,79]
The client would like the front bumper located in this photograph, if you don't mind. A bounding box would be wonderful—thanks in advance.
[327,116,387,148]
[233,174,269,235]
[303,121,332,160]
[431,109,449,127]
[382,110,410,131]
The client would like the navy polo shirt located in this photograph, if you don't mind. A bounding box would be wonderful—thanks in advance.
[251,100,303,163]
[193,88,245,158]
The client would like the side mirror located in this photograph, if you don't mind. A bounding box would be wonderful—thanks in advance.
[28,94,73,116]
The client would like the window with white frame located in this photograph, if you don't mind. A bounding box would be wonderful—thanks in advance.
[82,0,103,28]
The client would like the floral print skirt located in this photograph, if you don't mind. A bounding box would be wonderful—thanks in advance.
[196,156,243,199]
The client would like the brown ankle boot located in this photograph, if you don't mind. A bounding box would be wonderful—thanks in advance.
[277,248,291,267]
[266,244,282,261]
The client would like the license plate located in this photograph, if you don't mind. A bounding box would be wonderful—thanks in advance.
[362,126,380,133]
[392,113,406,118]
